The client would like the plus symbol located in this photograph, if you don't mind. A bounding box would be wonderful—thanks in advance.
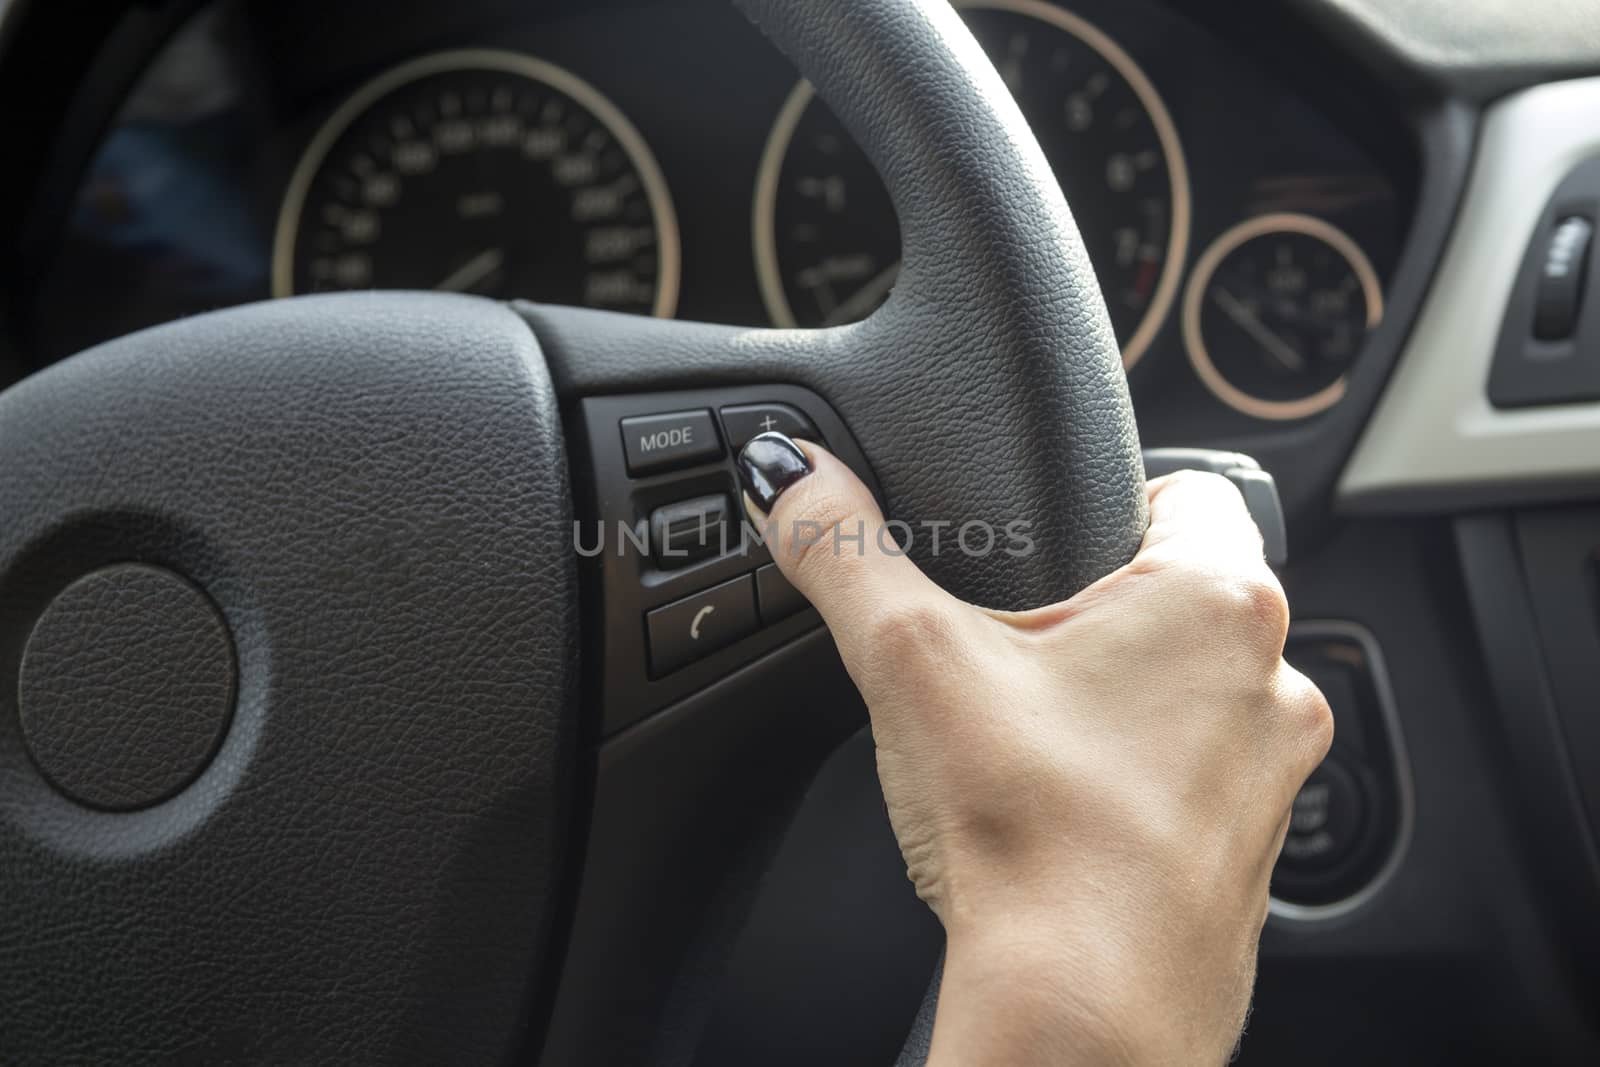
[759,415,778,433]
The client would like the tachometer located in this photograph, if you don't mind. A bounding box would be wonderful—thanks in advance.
[273,49,679,316]
[753,0,1189,367]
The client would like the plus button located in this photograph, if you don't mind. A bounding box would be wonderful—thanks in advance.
[721,404,818,451]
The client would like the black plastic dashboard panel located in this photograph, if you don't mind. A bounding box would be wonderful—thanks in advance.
[1511,510,1600,880]
[1455,515,1600,1008]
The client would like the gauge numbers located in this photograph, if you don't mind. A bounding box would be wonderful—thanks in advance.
[273,50,679,317]
[754,0,1190,368]
[1183,212,1382,420]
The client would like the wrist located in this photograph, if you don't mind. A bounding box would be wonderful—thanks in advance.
[930,916,1157,1067]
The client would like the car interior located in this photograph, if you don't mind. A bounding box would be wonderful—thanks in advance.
[1,0,1598,1062]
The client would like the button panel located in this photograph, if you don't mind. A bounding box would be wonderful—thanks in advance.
[646,575,759,677]
[578,386,875,736]
[620,410,722,475]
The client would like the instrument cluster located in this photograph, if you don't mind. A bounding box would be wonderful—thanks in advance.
[22,0,1407,432]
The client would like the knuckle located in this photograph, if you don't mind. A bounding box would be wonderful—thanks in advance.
[1298,685,1336,766]
[1244,570,1292,641]
[1208,566,1290,653]
[1277,667,1335,774]
[859,599,960,672]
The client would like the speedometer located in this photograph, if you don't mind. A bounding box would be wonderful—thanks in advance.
[273,50,679,316]
[753,0,1189,367]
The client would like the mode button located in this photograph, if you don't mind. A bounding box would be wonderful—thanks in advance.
[621,410,722,475]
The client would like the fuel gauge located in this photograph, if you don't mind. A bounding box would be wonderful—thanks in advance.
[1183,212,1382,420]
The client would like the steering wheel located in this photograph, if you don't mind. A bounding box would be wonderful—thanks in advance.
[0,0,1146,1062]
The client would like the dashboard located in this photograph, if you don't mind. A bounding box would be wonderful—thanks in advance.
[14,0,1411,442]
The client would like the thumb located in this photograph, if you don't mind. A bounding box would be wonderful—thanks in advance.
[736,432,954,660]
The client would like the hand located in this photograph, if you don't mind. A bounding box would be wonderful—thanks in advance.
[736,433,1333,1066]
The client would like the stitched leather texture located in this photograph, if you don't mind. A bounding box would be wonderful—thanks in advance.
[521,0,1147,615]
[0,292,577,1063]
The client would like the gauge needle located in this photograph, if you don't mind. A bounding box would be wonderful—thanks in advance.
[821,260,902,327]
[1211,286,1305,372]
[435,248,506,293]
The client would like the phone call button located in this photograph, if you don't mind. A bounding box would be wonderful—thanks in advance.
[646,575,758,677]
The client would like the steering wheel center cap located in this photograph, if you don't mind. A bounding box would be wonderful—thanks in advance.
[17,564,236,812]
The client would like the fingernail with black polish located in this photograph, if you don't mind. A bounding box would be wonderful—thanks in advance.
[737,431,811,513]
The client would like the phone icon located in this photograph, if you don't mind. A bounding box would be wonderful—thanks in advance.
[689,605,716,641]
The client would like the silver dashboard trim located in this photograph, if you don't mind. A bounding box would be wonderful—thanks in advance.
[1340,76,1600,504]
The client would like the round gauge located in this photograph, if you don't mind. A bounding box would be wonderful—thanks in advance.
[273,50,679,317]
[1182,212,1382,420]
[753,0,1190,368]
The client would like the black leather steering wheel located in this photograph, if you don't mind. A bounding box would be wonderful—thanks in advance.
[0,0,1145,1061]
